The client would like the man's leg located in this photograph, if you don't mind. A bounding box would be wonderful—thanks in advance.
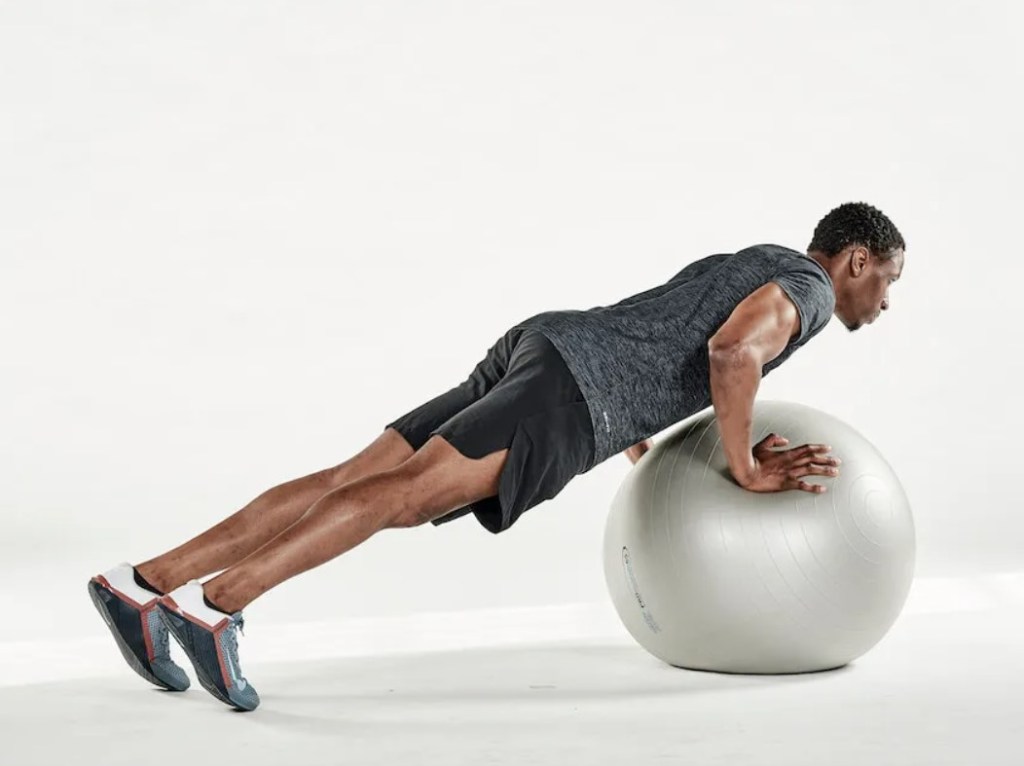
[133,428,417,593]
[200,434,508,613]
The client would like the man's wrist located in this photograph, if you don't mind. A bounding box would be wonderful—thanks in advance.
[731,455,757,486]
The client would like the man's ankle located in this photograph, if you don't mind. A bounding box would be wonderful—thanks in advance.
[133,563,174,595]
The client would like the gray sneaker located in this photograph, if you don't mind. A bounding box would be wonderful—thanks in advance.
[87,562,190,692]
[156,581,260,711]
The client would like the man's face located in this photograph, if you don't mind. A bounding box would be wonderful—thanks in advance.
[837,246,904,332]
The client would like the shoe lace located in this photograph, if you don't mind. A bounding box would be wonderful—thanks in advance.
[225,612,246,660]
[150,610,171,657]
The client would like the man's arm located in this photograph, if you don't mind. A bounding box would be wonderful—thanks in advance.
[706,282,800,486]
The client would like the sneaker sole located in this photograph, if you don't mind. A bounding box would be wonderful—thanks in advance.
[156,603,256,711]
[87,578,183,692]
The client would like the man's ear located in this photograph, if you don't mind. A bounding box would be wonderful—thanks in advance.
[849,245,870,278]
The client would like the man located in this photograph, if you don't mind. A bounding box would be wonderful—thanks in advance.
[88,201,905,710]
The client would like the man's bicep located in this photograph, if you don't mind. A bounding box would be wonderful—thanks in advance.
[707,282,800,364]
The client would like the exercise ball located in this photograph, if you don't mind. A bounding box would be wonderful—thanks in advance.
[603,400,915,674]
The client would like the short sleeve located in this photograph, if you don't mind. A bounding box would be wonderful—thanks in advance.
[772,261,836,345]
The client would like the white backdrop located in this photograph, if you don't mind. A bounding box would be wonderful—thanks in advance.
[3,0,1020,638]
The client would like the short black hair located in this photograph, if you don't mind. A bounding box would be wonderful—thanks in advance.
[808,202,905,260]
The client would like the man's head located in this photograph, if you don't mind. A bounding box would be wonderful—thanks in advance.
[807,202,906,332]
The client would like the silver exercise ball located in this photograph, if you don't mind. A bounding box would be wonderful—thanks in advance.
[603,400,915,674]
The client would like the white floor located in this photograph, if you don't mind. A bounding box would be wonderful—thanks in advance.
[3,575,1022,765]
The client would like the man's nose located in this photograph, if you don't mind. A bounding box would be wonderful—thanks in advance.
[881,297,889,311]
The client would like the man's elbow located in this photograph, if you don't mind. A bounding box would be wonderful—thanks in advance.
[707,339,761,367]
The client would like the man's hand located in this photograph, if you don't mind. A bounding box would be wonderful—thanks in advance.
[624,438,654,465]
[735,433,841,494]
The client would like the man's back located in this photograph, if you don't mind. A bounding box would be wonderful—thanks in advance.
[513,244,836,466]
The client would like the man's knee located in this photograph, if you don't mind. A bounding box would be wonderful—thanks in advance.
[387,500,443,529]
[385,436,508,528]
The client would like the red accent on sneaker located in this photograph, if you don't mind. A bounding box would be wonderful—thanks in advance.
[140,610,156,661]
[93,574,159,611]
[213,625,234,689]
[92,574,160,661]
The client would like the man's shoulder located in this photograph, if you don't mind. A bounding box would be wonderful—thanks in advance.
[733,243,831,282]
[734,243,805,260]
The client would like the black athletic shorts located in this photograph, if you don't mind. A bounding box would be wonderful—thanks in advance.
[383,327,596,534]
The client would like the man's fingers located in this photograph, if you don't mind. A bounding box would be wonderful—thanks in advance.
[791,453,840,468]
[796,480,827,494]
[760,434,789,448]
[792,463,840,477]
[797,443,832,455]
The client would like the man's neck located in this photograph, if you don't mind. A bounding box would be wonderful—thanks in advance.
[807,250,838,287]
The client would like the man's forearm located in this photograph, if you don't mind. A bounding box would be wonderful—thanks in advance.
[708,346,762,485]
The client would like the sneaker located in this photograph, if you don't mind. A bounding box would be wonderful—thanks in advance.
[87,562,191,691]
[156,581,260,711]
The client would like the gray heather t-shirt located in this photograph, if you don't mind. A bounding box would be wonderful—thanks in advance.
[511,243,836,467]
